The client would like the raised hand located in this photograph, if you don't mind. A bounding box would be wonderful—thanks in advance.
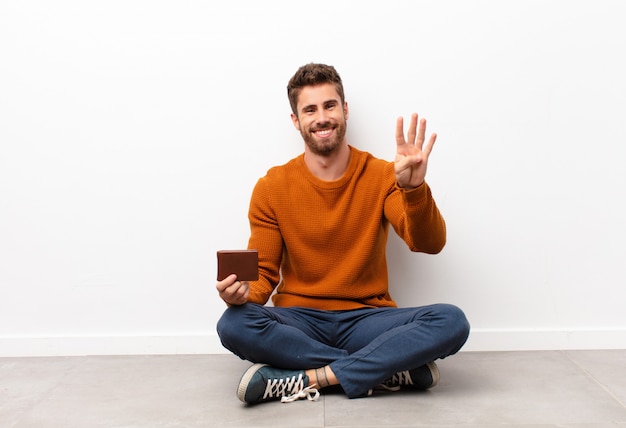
[394,113,437,189]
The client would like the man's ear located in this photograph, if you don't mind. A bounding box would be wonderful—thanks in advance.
[343,102,349,120]
[290,113,300,130]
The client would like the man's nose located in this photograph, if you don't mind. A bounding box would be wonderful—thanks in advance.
[316,109,329,124]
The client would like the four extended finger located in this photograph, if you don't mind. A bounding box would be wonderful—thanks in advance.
[395,116,406,145]
[416,117,427,148]
[422,132,437,157]
[407,113,418,145]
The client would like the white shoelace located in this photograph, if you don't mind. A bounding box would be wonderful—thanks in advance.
[371,370,414,394]
[281,384,320,403]
[261,373,320,403]
[375,383,401,392]
[388,370,413,386]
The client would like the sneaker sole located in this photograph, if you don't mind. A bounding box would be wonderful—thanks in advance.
[427,361,440,388]
[237,363,268,403]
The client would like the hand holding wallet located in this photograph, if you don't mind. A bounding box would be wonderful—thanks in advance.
[216,250,259,281]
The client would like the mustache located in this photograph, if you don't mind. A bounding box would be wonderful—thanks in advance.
[311,121,335,132]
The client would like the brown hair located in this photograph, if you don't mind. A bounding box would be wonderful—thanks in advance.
[287,63,345,116]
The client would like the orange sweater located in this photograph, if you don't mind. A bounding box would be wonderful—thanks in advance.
[247,146,446,310]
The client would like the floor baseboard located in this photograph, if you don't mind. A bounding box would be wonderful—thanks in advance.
[1,328,624,357]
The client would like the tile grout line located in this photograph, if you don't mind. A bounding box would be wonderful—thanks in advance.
[563,350,626,409]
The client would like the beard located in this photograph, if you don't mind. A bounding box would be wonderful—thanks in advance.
[300,120,347,156]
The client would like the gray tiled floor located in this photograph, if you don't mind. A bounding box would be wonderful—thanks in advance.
[1,350,625,427]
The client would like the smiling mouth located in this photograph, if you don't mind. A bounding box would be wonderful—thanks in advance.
[313,128,334,138]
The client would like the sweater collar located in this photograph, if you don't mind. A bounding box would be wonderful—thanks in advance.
[297,145,363,190]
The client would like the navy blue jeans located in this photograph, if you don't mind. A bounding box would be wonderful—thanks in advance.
[217,303,470,398]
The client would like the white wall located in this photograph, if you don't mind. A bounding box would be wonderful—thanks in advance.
[1,0,625,357]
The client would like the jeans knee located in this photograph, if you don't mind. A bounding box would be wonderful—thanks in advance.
[436,303,470,345]
[216,305,246,346]
[216,303,270,354]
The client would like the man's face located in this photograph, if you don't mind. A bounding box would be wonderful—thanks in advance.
[291,83,348,156]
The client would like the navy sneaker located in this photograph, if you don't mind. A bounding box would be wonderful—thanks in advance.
[237,363,320,404]
[381,362,440,391]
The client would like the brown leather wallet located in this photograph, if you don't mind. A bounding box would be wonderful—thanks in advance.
[216,250,259,281]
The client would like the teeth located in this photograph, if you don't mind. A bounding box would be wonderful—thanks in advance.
[315,129,332,136]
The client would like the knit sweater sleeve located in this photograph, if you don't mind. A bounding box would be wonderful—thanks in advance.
[246,176,282,305]
[384,171,446,253]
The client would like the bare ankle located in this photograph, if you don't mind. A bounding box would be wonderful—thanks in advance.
[316,367,330,388]
[306,366,338,389]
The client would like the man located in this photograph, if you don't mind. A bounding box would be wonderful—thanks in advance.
[216,63,469,404]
